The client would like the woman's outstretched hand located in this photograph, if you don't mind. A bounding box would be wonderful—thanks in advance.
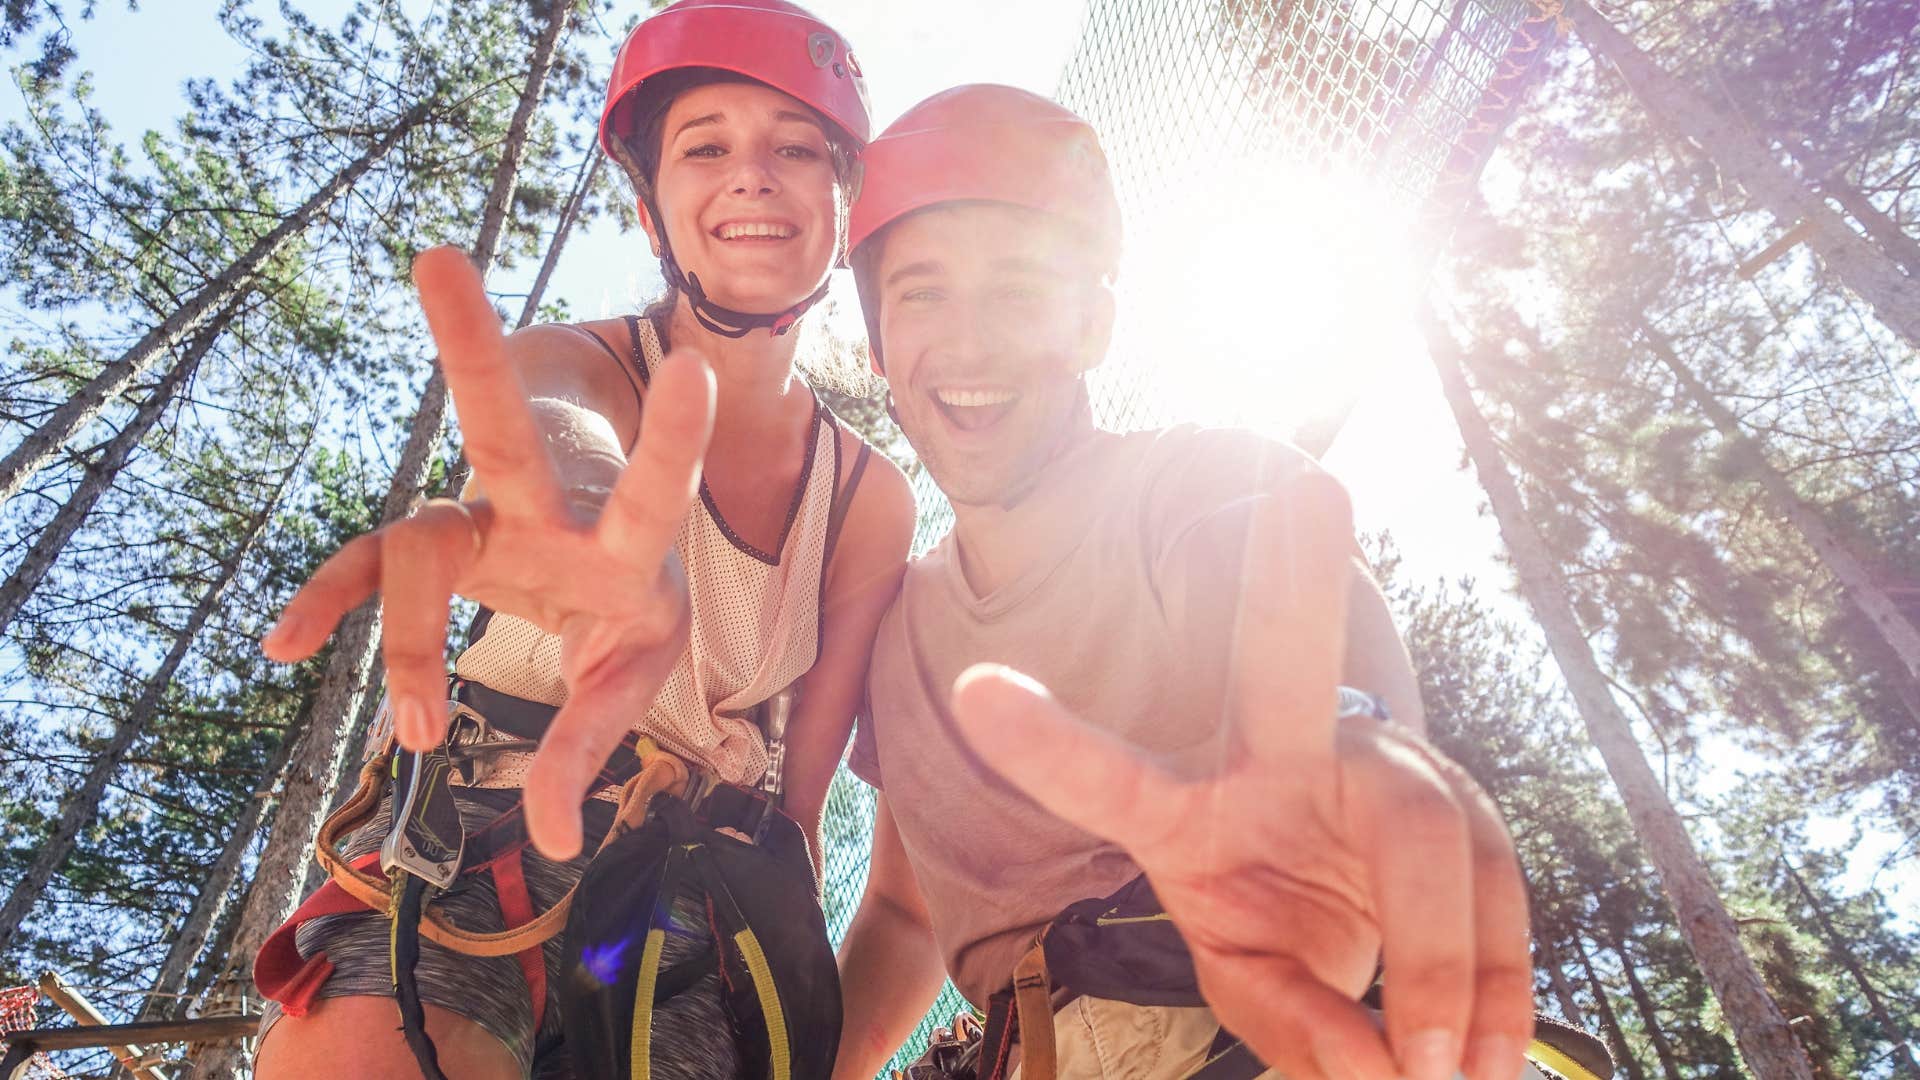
[264,246,716,859]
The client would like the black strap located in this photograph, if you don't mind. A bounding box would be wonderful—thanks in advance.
[979,990,1018,1080]
[823,441,871,570]
[557,322,645,426]
[447,678,645,860]
[393,876,452,1080]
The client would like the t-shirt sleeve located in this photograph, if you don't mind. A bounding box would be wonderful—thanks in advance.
[846,681,884,790]
[1138,426,1320,568]
[1137,428,1335,657]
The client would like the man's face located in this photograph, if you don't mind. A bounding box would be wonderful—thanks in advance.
[874,203,1111,508]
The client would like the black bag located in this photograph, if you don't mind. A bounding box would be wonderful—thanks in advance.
[1040,874,1201,1008]
[558,794,841,1080]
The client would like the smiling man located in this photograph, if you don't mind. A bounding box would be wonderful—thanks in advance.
[830,85,1553,1080]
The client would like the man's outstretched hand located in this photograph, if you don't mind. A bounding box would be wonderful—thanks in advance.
[262,246,716,860]
[950,473,1533,1080]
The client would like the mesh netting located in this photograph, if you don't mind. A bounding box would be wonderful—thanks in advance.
[0,987,68,1080]
[901,0,1559,553]
[825,0,1562,1072]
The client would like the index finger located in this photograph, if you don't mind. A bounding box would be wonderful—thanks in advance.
[413,246,565,517]
[1229,467,1355,766]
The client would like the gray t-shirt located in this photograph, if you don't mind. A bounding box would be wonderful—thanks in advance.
[851,425,1314,1006]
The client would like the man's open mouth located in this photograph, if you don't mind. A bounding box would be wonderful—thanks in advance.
[933,387,1019,432]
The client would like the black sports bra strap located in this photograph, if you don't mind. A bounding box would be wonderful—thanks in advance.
[822,441,872,570]
[554,322,644,420]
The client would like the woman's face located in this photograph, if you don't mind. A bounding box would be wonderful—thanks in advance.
[642,80,842,315]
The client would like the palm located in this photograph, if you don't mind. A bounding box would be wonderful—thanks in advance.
[950,473,1533,1080]
[264,247,715,859]
[1148,761,1380,1002]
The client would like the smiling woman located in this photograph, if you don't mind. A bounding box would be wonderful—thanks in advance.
[641,80,845,316]
[249,3,920,1080]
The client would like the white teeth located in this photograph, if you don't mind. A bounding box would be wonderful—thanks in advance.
[935,388,1017,408]
[717,222,796,239]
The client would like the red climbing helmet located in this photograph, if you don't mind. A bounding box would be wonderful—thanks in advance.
[597,0,872,339]
[599,0,871,157]
[847,84,1121,277]
[848,85,1121,368]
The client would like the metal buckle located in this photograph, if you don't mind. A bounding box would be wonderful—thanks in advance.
[380,748,464,889]
[444,701,539,786]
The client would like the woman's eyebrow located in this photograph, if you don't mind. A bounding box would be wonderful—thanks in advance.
[673,113,724,138]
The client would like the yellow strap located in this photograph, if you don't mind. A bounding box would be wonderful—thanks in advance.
[1094,913,1172,926]
[1527,1038,1603,1080]
[734,929,792,1080]
[630,927,667,1080]
[1011,942,1055,1080]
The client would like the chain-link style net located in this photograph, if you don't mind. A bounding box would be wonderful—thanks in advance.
[822,0,1562,1072]
[899,0,1559,554]
[0,987,68,1080]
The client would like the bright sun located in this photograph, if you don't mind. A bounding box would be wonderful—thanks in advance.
[1096,161,1424,443]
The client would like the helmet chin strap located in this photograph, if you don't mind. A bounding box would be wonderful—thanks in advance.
[650,198,829,339]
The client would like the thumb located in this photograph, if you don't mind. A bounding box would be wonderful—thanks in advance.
[951,664,1184,857]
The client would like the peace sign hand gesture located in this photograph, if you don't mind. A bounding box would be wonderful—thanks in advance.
[950,473,1534,1080]
[263,246,715,860]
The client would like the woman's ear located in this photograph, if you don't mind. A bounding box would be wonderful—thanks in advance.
[637,197,664,259]
[1073,280,1116,374]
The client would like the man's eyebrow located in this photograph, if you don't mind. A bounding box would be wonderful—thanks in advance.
[885,260,943,288]
[990,256,1061,276]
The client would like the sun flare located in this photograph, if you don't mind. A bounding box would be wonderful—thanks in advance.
[1097,162,1424,442]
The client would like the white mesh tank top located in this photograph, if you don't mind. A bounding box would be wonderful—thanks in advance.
[451,315,847,787]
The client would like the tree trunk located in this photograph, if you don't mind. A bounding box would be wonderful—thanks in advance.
[1537,926,1589,1028]
[1638,320,1920,702]
[1425,312,1817,1079]
[1780,858,1920,1077]
[1821,178,1920,280]
[137,726,300,1023]
[297,683,386,903]
[1606,927,1686,1080]
[1563,0,1920,351]
[519,147,605,332]
[1573,932,1647,1080]
[469,1,574,273]
[190,10,573,1074]
[0,296,240,640]
[0,104,428,508]
[445,145,604,497]
[0,460,281,955]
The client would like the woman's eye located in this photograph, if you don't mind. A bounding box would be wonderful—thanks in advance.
[683,143,725,158]
[780,144,822,160]
[900,288,941,303]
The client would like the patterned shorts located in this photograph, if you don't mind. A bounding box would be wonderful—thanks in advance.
[257,786,740,1079]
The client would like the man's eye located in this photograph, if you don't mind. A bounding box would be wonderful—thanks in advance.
[900,288,942,303]
[780,144,822,160]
